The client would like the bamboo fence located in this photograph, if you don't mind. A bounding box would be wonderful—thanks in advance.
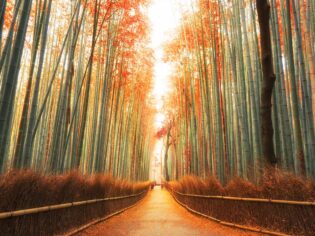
[0,190,147,220]
[172,189,315,206]
[167,186,315,235]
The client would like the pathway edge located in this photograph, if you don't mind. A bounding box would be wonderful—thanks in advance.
[61,191,149,236]
[167,189,290,236]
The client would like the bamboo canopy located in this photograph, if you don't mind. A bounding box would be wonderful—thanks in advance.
[0,0,154,181]
[0,0,314,184]
[161,0,315,182]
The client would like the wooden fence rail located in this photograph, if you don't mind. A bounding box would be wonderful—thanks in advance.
[0,189,149,235]
[172,189,315,206]
[0,190,146,220]
[166,186,315,236]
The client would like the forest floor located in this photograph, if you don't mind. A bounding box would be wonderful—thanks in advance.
[78,186,260,236]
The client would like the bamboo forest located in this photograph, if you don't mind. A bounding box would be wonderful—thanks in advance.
[0,0,315,235]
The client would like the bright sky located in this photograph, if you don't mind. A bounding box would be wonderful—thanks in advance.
[148,0,188,129]
[147,0,190,180]
[148,0,178,170]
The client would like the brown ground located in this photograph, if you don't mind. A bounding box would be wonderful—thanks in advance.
[79,186,261,236]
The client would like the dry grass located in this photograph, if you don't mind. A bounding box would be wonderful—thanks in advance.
[166,170,315,235]
[0,170,151,236]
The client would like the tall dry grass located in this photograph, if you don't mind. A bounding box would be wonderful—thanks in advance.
[0,170,151,235]
[166,170,315,235]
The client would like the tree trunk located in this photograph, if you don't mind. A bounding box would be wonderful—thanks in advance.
[164,128,171,182]
[256,0,277,166]
[0,0,6,50]
[0,0,33,170]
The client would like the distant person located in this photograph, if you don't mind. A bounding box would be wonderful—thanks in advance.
[151,181,155,190]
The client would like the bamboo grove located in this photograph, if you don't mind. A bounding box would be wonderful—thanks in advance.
[161,0,315,183]
[0,0,154,181]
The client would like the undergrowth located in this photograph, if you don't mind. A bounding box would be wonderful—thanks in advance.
[0,170,151,236]
[168,169,315,200]
[166,169,315,235]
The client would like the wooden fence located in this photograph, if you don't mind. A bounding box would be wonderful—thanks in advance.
[166,186,315,236]
[0,189,149,235]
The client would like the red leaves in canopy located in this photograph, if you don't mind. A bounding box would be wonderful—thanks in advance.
[3,1,14,30]
[155,127,168,139]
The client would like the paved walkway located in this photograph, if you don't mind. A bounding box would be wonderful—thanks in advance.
[79,187,259,236]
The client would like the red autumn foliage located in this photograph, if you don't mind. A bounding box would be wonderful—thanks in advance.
[155,126,168,139]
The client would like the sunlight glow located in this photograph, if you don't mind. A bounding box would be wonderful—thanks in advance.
[148,0,191,181]
[148,0,180,181]
[148,0,185,128]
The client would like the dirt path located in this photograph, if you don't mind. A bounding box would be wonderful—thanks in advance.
[79,186,260,236]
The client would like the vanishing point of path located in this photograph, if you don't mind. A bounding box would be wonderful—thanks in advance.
[79,187,260,236]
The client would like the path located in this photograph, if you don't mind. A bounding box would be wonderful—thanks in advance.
[79,187,260,236]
